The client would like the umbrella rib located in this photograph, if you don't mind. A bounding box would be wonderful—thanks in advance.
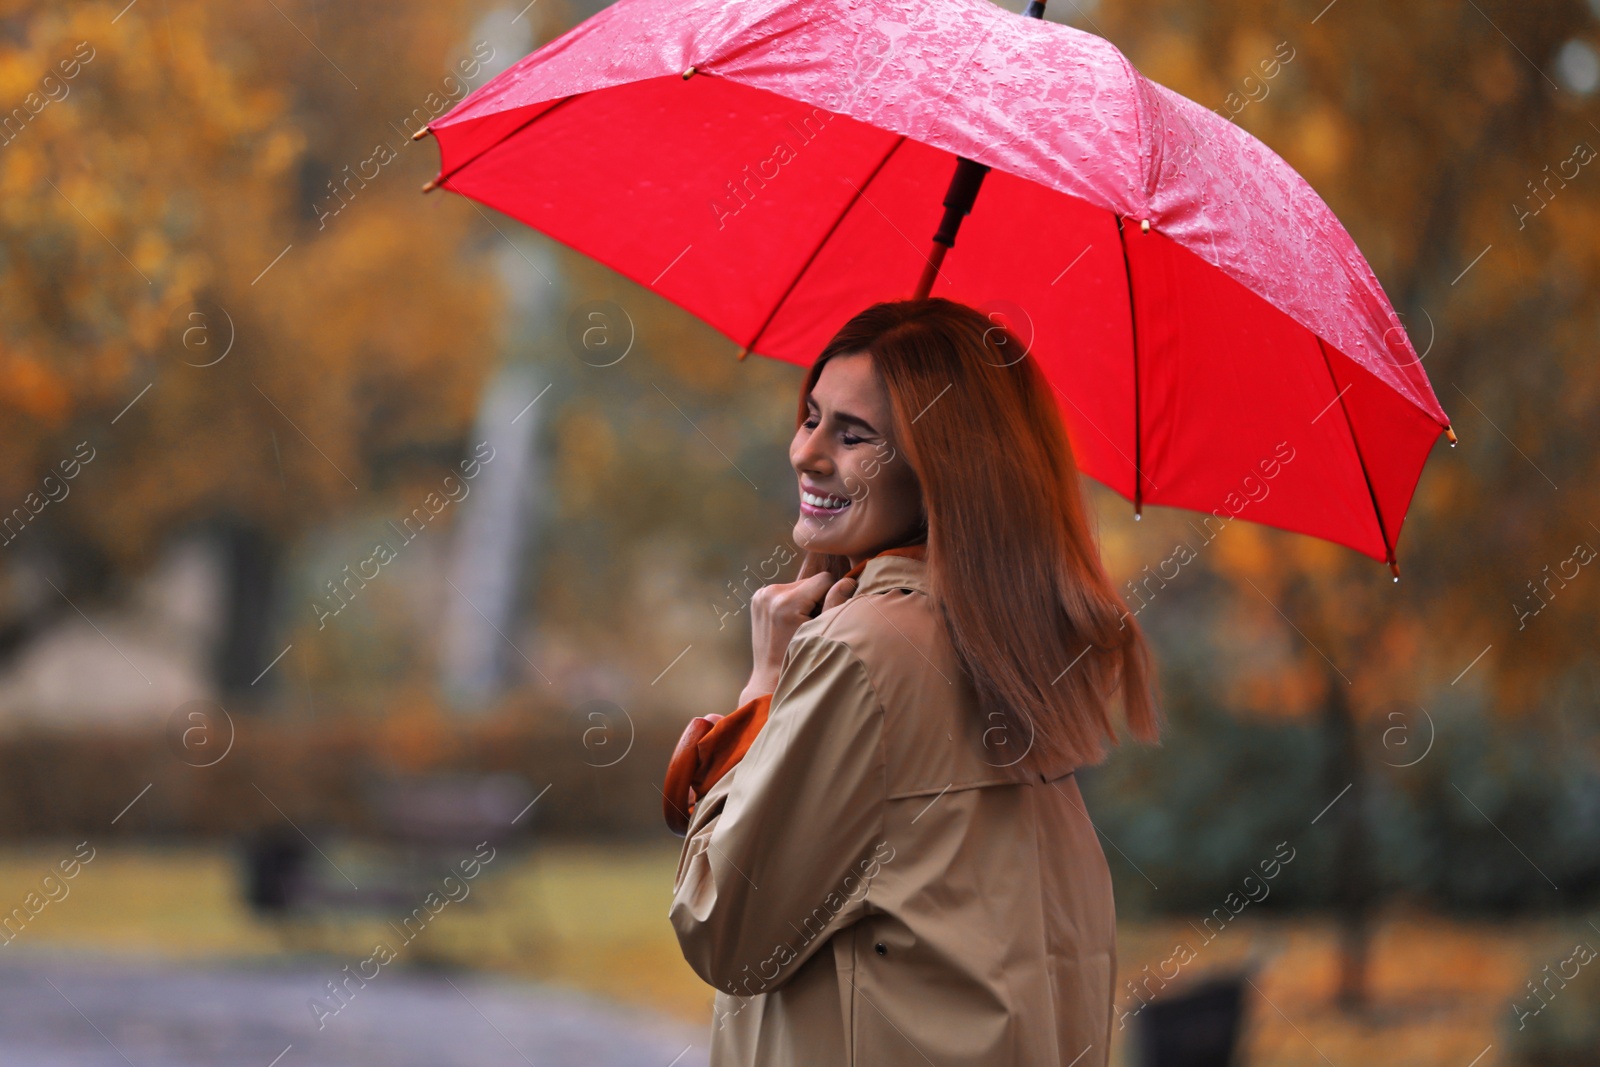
[1315,336,1395,568]
[741,133,909,357]
[433,95,580,189]
[1114,214,1145,516]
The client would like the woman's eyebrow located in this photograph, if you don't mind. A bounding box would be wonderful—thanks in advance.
[806,396,879,434]
[835,410,879,433]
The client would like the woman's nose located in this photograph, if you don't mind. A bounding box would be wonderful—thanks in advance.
[792,427,832,474]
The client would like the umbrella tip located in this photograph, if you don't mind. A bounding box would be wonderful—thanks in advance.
[683,66,697,79]
[1140,219,1150,233]
[736,343,751,361]
[1389,560,1400,581]
[1444,425,1457,446]
[1133,506,1142,522]
[421,177,439,193]
[412,126,431,141]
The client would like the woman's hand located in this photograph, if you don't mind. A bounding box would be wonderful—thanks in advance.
[740,557,857,704]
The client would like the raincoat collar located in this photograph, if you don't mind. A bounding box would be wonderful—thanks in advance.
[847,544,929,600]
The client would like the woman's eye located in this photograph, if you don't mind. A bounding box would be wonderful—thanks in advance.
[802,417,819,430]
[841,433,864,446]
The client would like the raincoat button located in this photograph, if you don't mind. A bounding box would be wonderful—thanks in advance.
[874,942,888,956]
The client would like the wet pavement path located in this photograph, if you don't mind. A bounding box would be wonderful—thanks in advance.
[0,952,709,1067]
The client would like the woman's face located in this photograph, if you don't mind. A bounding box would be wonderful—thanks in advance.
[790,351,924,567]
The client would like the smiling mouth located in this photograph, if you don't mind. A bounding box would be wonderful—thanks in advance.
[800,490,851,516]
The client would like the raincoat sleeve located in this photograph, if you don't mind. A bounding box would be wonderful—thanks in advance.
[669,632,888,995]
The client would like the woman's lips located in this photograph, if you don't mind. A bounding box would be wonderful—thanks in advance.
[800,489,851,517]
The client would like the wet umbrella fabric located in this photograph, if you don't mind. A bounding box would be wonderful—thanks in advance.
[424,0,1451,570]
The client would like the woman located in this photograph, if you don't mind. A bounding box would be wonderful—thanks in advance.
[668,298,1160,1066]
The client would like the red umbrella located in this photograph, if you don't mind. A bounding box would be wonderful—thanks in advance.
[420,0,1453,575]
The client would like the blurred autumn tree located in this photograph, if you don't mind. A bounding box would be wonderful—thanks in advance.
[0,0,538,685]
[1084,0,1600,1009]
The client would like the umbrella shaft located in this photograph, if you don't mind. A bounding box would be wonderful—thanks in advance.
[913,244,949,301]
[915,157,991,299]
[912,0,1041,298]
[933,157,991,247]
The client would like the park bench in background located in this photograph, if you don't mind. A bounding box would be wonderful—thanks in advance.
[240,771,541,960]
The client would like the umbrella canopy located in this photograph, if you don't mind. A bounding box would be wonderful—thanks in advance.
[424,0,1452,573]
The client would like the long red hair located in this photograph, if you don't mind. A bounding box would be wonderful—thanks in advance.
[795,298,1160,772]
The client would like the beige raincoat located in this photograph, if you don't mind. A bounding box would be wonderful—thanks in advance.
[670,552,1118,1066]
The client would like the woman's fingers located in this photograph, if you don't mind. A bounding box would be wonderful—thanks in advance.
[746,569,859,690]
[772,571,857,618]
[822,576,858,612]
[789,570,838,617]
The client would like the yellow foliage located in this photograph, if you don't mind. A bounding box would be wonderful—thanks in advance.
[556,407,621,513]
[1212,520,1272,578]
[1289,104,1350,182]
[0,0,502,566]
[0,352,71,423]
